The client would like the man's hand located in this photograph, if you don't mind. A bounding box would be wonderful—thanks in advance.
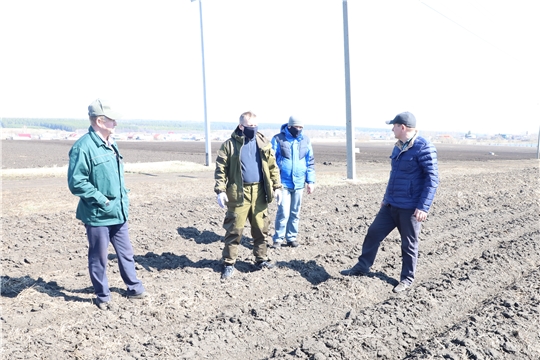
[414,209,428,222]
[274,189,282,205]
[217,192,228,208]
[306,183,315,194]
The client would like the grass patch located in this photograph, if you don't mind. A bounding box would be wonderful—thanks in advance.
[1,165,67,178]
[316,173,388,186]
[124,161,212,174]
[1,161,213,179]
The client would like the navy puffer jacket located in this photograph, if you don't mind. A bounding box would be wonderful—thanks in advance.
[383,134,439,212]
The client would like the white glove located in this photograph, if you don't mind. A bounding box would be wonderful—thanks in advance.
[217,192,228,208]
[274,189,282,206]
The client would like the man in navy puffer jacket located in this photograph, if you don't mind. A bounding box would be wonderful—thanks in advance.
[341,112,439,293]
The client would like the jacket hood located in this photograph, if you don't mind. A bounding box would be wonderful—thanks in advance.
[280,123,304,141]
[231,126,244,142]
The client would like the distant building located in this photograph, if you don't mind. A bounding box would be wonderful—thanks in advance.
[12,133,32,140]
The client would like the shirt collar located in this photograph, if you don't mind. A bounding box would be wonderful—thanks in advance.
[395,130,418,151]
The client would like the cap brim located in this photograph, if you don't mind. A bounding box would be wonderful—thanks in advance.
[385,120,394,125]
[104,111,122,121]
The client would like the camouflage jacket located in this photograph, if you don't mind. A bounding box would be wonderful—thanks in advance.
[214,127,281,206]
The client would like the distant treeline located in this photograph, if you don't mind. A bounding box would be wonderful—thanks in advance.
[1,118,88,132]
[1,118,384,133]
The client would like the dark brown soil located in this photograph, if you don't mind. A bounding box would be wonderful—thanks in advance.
[2,139,537,169]
[1,139,539,359]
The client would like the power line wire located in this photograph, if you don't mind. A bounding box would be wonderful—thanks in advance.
[419,1,511,57]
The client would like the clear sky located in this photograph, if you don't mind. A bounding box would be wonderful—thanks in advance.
[1,0,538,135]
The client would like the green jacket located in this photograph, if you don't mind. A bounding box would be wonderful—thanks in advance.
[214,128,282,206]
[68,126,129,226]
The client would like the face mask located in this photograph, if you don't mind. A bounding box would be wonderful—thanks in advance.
[289,126,302,138]
[242,126,257,139]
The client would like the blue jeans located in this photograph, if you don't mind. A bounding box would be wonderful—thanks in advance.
[85,222,144,302]
[273,187,304,244]
[357,204,422,285]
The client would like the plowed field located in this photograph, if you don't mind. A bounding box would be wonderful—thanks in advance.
[1,139,539,359]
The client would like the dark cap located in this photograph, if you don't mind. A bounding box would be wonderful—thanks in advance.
[386,112,416,128]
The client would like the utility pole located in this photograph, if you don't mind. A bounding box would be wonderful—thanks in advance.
[192,0,211,166]
[536,125,540,159]
[342,0,356,180]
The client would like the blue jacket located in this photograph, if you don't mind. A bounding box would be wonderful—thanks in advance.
[68,126,129,226]
[271,124,315,190]
[383,133,439,212]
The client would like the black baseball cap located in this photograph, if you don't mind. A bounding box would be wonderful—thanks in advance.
[386,112,416,128]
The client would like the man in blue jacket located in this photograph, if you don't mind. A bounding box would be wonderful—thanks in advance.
[271,116,315,248]
[341,112,439,293]
[68,99,146,310]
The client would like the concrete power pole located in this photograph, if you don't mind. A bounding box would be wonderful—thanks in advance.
[342,0,356,180]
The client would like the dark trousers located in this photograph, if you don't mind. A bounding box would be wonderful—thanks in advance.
[357,204,422,285]
[85,222,144,302]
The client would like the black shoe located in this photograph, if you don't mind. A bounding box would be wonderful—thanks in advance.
[393,282,411,293]
[127,291,148,299]
[95,298,111,310]
[256,261,275,270]
[288,241,299,248]
[340,263,367,276]
[221,265,235,280]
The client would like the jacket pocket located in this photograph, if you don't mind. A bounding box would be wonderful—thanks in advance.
[396,151,417,170]
[91,155,116,197]
[227,183,241,205]
[91,153,112,166]
[95,198,119,222]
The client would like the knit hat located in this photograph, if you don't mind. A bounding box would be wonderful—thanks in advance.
[88,99,122,120]
[288,115,303,127]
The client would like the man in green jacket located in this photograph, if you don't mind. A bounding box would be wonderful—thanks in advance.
[214,111,282,280]
[68,99,146,310]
